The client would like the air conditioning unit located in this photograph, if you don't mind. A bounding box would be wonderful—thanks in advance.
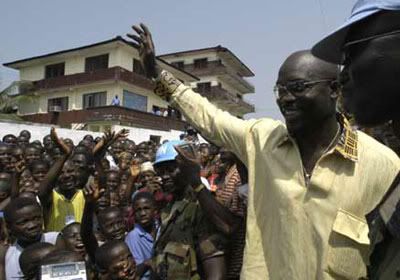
[49,105,62,112]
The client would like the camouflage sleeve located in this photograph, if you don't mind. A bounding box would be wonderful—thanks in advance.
[194,203,227,261]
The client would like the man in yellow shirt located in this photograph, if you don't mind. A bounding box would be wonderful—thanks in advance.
[127,25,400,279]
[38,128,85,232]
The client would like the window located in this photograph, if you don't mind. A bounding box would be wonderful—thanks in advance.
[197,82,211,93]
[133,59,145,75]
[123,90,147,112]
[171,61,185,70]
[45,63,65,79]
[194,58,208,69]
[85,54,109,72]
[83,92,107,109]
[47,97,68,112]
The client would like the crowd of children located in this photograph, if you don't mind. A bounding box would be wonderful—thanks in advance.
[0,127,247,280]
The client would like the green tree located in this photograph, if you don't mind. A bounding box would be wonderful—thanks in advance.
[0,81,36,114]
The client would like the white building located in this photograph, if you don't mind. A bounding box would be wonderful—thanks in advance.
[159,45,255,118]
[3,39,255,141]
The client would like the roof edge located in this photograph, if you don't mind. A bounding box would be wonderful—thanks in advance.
[159,45,255,77]
[3,36,135,68]
[3,36,198,81]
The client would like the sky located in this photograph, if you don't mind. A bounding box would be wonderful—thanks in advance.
[0,0,355,120]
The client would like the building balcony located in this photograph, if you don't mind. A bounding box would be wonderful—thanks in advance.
[184,61,255,93]
[33,66,154,91]
[196,85,255,114]
[21,105,186,131]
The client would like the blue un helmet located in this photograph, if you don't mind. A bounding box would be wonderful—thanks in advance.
[153,140,185,166]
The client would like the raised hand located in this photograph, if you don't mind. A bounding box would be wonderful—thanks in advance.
[113,128,129,142]
[103,129,115,144]
[127,23,160,79]
[50,127,71,155]
[130,158,141,178]
[93,129,117,157]
[14,158,25,174]
[175,144,202,188]
[83,178,104,204]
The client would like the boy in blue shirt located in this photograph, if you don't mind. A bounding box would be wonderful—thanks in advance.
[125,192,157,279]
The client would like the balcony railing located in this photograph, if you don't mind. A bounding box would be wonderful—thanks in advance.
[196,85,255,113]
[184,61,255,93]
[33,67,154,91]
[21,105,186,131]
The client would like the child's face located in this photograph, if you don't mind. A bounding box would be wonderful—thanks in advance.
[99,210,126,241]
[31,163,48,183]
[24,147,41,166]
[0,145,12,171]
[136,144,148,156]
[140,171,155,186]
[12,147,24,161]
[134,198,156,228]
[106,172,120,190]
[96,190,111,212]
[62,224,86,257]
[111,142,124,157]
[107,244,136,280]
[118,154,133,171]
[10,205,43,243]
[17,136,29,147]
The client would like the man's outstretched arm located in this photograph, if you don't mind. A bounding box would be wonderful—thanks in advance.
[127,24,254,163]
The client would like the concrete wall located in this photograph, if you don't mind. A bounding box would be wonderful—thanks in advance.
[65,56,85,75]
[20,65,45,81]
[110,45,138,72]
[0,121,102,144]
[0,121,184,145]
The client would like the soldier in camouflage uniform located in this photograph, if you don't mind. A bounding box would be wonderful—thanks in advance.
[152,140,226,280]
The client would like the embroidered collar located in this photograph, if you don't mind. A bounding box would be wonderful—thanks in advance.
[277,114,358,162]
[335,115,358,162]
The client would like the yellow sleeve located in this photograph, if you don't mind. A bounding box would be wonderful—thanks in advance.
[170,83,254,164]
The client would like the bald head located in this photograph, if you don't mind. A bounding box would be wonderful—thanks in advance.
[279,50,339,82]
[275,50,340,135]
